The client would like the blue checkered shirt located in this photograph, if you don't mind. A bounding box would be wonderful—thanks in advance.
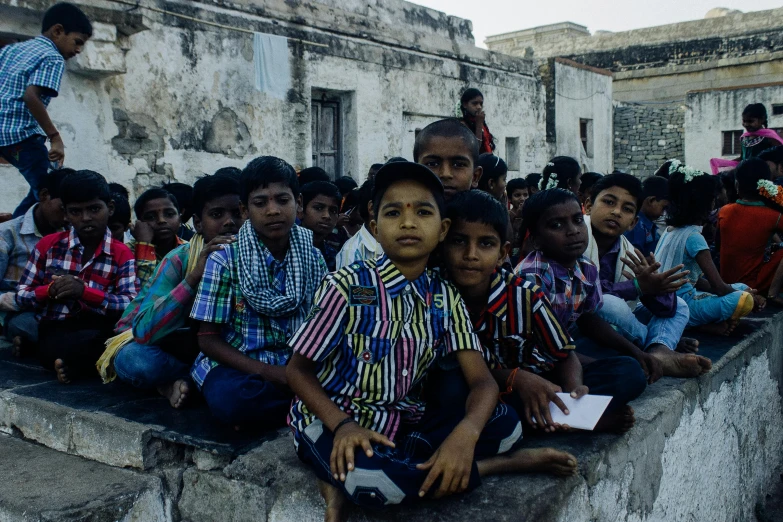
[0,36,65,147]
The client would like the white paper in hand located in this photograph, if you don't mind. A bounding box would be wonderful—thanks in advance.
[549,393,612,431]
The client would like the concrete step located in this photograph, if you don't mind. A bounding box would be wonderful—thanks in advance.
[0,433,169,521]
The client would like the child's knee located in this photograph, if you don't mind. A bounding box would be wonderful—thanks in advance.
[484,403,524,454]
[612,356,647,403]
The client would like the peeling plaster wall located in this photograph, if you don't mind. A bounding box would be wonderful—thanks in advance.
[0,0,551,211]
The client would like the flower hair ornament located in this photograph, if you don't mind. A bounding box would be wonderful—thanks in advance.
[758,179,783,206]
[455,101,463,118]
[668,159,705,183]
[539,172,559,190]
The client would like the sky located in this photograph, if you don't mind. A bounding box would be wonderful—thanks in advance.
[411,1,783,48]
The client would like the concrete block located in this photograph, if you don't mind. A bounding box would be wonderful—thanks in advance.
[193,448,232,471]
[68,41,126,78]
[179,469,269,522]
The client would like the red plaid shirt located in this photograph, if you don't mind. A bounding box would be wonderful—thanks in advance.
[16,228,138,321]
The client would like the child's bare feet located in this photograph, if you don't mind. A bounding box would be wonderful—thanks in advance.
[54,359,71,384]
[649,345,711,377]
[317,478,348,522]
[157,379,190,409]
[675,337,700,354]
[11,336,24,358]
[594,405,636,434]
[477,447,578,478]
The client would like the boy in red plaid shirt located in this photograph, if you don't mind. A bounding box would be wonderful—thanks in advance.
[16,170,137,383]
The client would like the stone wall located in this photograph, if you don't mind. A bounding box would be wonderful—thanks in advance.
[613,102,685,178]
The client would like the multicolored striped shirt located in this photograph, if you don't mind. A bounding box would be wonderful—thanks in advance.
[514,251,602,330]
[288,255,481,440]
[127,237,187,291]
[472,268,574,373]
[335,225,384,270]
[16,228,137,321]
[189,241,326,388]
[0,36,65,146]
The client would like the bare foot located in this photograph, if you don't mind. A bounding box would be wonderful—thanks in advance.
[649,345,711,378]
[676,337,700,354]
[594,405,636,434]
[477,447,578,478]
[317,478,348,522]
[752,293,767,311]
[157,379,190,409]
[11,336,24,358]
[54,359,71,384]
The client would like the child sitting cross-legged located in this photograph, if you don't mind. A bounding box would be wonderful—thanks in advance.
[191,156,327,427]
[287,162,572,521]
[583,173,711,377]
[129,188,185,290]
[441,190,645,433]
[99,172,244,408]
[16,170,137,383]
[656,162,764,335]
[298,181,341,271]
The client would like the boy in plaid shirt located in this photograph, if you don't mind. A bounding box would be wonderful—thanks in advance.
[16,170,137,383]
[0,3,91,218]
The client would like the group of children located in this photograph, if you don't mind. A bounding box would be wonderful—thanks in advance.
[3,4,783,521]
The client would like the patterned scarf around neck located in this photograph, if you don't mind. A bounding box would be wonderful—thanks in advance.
[237,220,316,316]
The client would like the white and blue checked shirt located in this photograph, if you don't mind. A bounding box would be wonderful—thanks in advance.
[0,36,65,147]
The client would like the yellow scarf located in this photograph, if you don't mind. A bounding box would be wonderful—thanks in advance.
[96,235,204,383]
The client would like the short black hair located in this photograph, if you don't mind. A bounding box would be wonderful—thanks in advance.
[758,146,783,165]
[240,156,299,204]
[413,118,479,167]
[542,156,581,191]
[355,179,374,222]
[667,171,719,227]
[369,163,384,177]
[735,157,772,197]
[60,170,110,206]
[580,172,604,195]
[477,154,508,192]
[506,177,528,198]
[161,182,194,215]
[589,173,644,214]
[742,103,767,121]
[642,176,669,201]
[214,166,241,178]
[525,173,542,189]
[446,190,509,244]
[40,167,74,199]
[720,169,738,204]
[334,176,358,196]
[110,195,131,227]
[298,167,330,185]
[108,182,129,200]
[301,181,341,209]
[192,173,240,218]
[522,188,581,238]
[42,2,92,36]
[134,188,179,219]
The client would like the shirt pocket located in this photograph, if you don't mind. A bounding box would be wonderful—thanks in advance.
[348,334,393,365]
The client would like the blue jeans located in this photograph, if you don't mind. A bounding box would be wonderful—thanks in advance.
[3,311,39,343]
[200,365,292,427]
[0,135,51,218]
[114,341,191,389]
[598,294,689,351]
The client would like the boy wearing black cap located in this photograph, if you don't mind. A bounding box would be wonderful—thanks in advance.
[287,162,531,519]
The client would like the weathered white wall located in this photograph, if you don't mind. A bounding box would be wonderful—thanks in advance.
[684,85,783,173]
[553,61,613,173]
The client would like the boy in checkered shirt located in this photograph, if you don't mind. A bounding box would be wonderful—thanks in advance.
[16,170,137,383]
[0,3,91,218]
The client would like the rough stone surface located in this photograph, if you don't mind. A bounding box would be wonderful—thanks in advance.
[613,102,685,178]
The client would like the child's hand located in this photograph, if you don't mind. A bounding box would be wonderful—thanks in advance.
[329,422,395,482]
[621,249,689,295]
[416,425,476,498]
[49,275,85,301]
[514,370,568,432]
[48,135,64,167]
[636,351,663,384]
[130,220,155,243]
[186,234,236,287]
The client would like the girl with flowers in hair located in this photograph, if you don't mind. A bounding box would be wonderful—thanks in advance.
[656,161,764,335]
[539,157,582,194]
[718,158,783,306]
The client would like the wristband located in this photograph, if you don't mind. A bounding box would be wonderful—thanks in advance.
[632,277,643,298]
[499,367,520,404]
[333,416,357,435]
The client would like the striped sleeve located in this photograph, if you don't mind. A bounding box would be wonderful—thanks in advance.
[527,285,574,362]
[443,286,482,354]
[288,277,348,363]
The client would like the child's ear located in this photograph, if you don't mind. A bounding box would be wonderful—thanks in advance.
[439,218,452,241]
[583,197,593,215]
[369,219,378,237]
[471,166,483,189]
[498,241,511,265]
[192,214,203,234]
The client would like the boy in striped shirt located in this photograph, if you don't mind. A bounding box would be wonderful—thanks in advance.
[287,162,574,521]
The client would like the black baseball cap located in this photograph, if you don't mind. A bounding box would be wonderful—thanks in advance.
[371,161,444,204]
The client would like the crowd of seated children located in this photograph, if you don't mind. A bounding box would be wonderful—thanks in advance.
[16,170,137,383]
[477,153,508,203]
[128,188,185,289]
[287,161,573,522]
[582,173,710,377]
[718,158,783,306]
[298,181,341,271]
[0,167,70,355]
[656,161,765,336]
[190,156,327,427]
[441,190,645,434]
[335,179,383,269]
[624,176,669,255]
[99,171,243,408]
